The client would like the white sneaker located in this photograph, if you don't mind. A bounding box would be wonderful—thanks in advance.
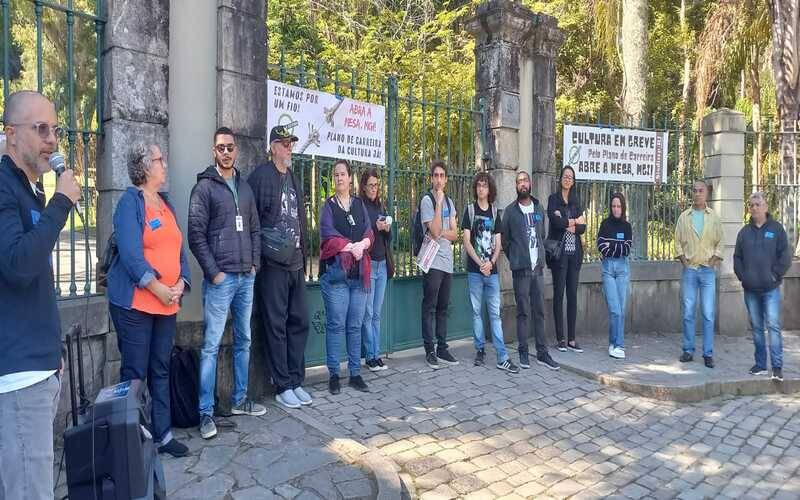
[293,387,313,406]
[609,347,626,359]
[275,389,301,409]
[608,345,614,356]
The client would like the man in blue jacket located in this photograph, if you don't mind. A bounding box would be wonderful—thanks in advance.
[734,191,792,382]
[189,127,265,439]
[0,91,81,499]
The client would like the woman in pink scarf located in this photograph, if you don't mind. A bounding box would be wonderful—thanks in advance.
[319,159,374,395]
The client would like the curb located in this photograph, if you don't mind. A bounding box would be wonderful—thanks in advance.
[557,361,800,402]
[282,407,404,500]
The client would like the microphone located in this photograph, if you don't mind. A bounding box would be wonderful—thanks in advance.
[49,152,82,214]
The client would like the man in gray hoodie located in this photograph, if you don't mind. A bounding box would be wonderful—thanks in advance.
[734,191,792,382]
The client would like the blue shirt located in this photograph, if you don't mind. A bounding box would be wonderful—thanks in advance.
[691,209,705,236]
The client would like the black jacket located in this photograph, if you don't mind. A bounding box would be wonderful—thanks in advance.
[188,166,260,281]
[0,155,72,377]
[501,198,546,274]
[546,192,587,264]
[734,215,792,293]
[247,160,309,269]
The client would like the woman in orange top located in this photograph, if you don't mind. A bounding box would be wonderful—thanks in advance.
[106,143,191,457]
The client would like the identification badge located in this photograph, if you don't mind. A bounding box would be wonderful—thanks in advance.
[534,213,541,222]
[616,232,625,239]
[347,214,355,226]
[149,218,162,231]
[235,215,244,232]
[765,231,775,239]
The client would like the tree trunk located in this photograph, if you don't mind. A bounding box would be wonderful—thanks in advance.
[620,0,649,127]
[769,0,800,181]
[677,0,691,183]
[747,48,762,190]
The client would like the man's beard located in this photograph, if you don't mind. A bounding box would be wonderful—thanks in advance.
[516,189,530,201]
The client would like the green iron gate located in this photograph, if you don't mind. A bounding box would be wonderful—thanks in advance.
[269,52,487,365]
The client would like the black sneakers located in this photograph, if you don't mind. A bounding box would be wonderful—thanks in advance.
[556,341,567,352]
[749,365,768,376]
[703,356,714,369]
[348,375,370,392]
[474,349,485,366]
[537,353,560,371]
[426,351,441,370]
[567,342,583,353]
[329,374,341,394]
[366,359,381,372]
[497,359,520,374]
[519,350,530,369]
[158,439,189,458]
[437,348,460,366]
[772,368,784,381]
[680,352,694,363]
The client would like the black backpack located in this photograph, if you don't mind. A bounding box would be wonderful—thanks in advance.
[411,191,435,256]
[169,346,200,428]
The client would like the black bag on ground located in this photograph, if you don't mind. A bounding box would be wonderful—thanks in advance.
[169,346,200,428]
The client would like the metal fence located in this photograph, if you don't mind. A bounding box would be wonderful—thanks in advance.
[269,51,484,281]
[556,118,701,262]
[0,0,105,297]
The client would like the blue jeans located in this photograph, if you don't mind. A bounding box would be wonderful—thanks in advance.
[199,272,255,416]
[602,257,629,349]
[468,272,508,363]
[322,273,368,377]
[744,288,783,369]
[681,266,716,357]
[362,259,388,361]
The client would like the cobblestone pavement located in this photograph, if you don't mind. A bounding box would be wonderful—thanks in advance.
[303,341,800,500]
[55,406,377,500]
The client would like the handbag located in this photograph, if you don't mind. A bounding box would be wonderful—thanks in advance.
[97,231,118,289]
[261,226,296,266]
[544,235,564,261]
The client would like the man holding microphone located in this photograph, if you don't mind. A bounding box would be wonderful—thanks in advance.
[0,90,81,499]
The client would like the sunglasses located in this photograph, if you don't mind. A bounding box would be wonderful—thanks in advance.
[215,144,236,153]
[10,122,64,140]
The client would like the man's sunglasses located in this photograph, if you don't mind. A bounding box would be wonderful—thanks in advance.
[9,122,64,140]
[215,144,236,153]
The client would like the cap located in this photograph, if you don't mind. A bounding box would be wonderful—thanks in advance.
[269,125,299,144]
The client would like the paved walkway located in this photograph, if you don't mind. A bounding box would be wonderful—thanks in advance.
[301,340,800,500]
[54,407,380,500]
[551,332,800,401]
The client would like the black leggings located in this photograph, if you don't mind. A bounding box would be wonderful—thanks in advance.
[551,252,581,343]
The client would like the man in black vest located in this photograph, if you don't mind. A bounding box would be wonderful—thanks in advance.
[0,91,81,499]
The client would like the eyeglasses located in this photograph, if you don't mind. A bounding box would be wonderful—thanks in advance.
[215,144,236,153]
[273,139,294,148]
[9,122,64,140]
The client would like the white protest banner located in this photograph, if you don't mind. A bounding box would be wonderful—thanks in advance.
[563,124,669,184]
[267,80,386,166]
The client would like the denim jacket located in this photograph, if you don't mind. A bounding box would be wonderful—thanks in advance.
[106,187,191,309]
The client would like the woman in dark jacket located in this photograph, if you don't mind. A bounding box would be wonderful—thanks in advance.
[319,159,374,395]
[547,166,586,352]
[106,143,191,457]
[359,167,393,372]
[597,192,632,359]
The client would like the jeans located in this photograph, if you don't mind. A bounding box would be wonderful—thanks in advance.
[468,272,508,363]
[512,269,549,356]
[0,374,60,500]
[362,259,388,361]
[109,303,176,445]
[199,272,255,416]
[256,266,309,393]
[681,266,716,357]
[744,287,783,369]
[322,273,368,377]
[602,257,630,349]
[552,252,581,343]
[421,269,452,353]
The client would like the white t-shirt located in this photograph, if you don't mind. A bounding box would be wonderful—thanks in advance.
[519,202,538,269]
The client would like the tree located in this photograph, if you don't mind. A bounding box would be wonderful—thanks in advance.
[768,0,800,181]
[620,0,649,126]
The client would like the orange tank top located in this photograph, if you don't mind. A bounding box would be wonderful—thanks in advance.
[131,202,182,315]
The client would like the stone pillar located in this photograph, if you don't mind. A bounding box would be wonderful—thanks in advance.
[525,16,563,202]
[467,0,563,340]
[217,0,268,173]
[703,108,749,335]
[98,0,170,259]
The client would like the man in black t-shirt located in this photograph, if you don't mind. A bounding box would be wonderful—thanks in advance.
[462,173,519,373]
